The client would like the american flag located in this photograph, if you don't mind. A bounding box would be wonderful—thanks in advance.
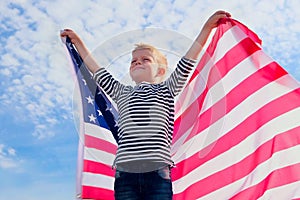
[64,18,300,200]
[171,19,300,199]
[63,37,118,199]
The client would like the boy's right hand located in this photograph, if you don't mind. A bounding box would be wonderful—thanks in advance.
[61,29,101,74]
[60,29,83,46]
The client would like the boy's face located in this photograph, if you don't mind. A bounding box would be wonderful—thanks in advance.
[130,49,164,84]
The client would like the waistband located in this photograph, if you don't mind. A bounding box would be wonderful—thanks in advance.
[116,161,171,173]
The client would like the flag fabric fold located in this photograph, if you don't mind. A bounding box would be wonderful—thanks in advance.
[64,18,300,200]
[65,37,119,143]
[171,18,300,199]
[63,37,118,199]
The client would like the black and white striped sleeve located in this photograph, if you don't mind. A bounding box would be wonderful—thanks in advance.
[93,68,126,102]
[165,57,197,97]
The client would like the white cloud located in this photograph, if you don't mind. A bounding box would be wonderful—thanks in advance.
[0,68,11,76]
[0,1,299,199]
[1,0,300,140]
[1,53,20,67]
[7,147,16,156]
[32,124,55,139]
[0,1,76,139]
[0,144,21,169]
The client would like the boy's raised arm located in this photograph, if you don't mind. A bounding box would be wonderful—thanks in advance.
[184,10,231,60]
[60,29,101,74]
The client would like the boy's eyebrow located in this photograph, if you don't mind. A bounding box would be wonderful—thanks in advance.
[131,54,154,60]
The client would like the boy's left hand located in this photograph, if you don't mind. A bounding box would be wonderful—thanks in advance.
[204,10,231,30]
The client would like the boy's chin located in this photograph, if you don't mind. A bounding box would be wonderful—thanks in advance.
[132,78,152,84]
[132,79,145,84]
[131,74,148,83]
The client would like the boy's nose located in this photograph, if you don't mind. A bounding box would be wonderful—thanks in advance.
[135,59,142,65]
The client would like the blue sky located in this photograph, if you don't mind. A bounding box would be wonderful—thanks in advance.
[1,0,300,199]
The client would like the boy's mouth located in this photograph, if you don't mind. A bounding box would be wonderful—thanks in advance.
[131,65,145,71]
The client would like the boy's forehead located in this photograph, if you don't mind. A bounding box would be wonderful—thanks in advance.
[132,49,154,57]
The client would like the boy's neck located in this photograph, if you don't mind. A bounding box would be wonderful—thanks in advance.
[135,80,160,85]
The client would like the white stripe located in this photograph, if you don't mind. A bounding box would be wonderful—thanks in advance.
[173,23,300,198]
[173,27,295,156]
[199,145,300,199]
[258,180,300,200]
[173,25,251,147]
[201,50,273,113]
[213,25,248,62]
[82,172,114,190]
[173,107,300,194]
[85,122,117,146]
[74,63,85,197]
[172,74,299,164]
[175,69,207,118]
[84,147,115,166]
[171,126,193,155]
[175,25,246,118]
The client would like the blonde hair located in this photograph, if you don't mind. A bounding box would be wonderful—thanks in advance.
[132,43,168,71]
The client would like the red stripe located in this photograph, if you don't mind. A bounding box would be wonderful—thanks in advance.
[78,19,300,199]
[175,24,264,143]
[231,162,300,200]
[172,88,300,181]
[85,134,117,154]
[180,62,288,144]
[173,86,208,142]
[187,19,244,83]
[207,37,261,87]
[232,19,262,45]
[173,39,263,143]
[81,185,114,200]
[189,51,211,83]
[173,126,300,200]
[211,19,261,47]
[83,159,115,177]
[189,25,261,84]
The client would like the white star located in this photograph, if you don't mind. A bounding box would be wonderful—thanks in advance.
[88,114,96,123]
[114,120,118,127]
[85,96,94,105]
[97,109,102,116]
[82,79,87,85]
[105,106,112,111]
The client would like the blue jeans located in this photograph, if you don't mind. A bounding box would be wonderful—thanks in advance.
[114,166,173,200]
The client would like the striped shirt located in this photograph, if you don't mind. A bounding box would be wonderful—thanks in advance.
[93,57,196,172]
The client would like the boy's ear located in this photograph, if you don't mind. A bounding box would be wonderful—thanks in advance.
[157,67,166,76]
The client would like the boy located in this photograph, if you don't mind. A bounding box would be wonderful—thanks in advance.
[61,10,230,200]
